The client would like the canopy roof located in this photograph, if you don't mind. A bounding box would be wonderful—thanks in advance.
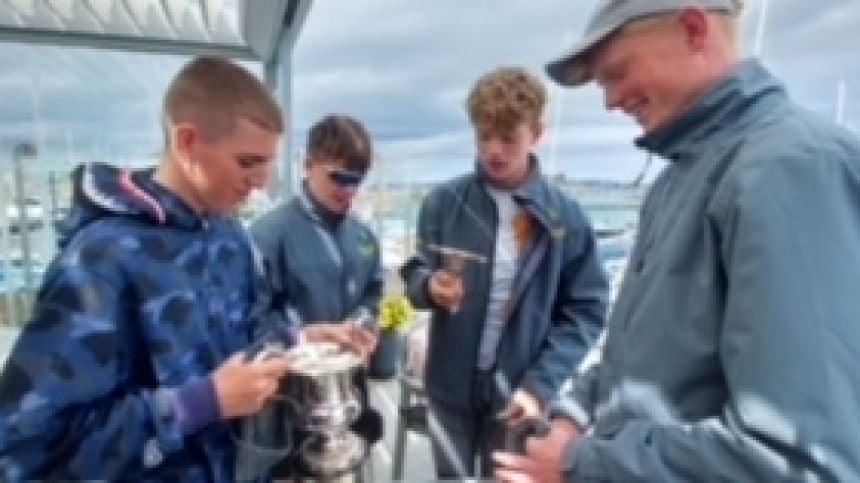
[0,0,309,62]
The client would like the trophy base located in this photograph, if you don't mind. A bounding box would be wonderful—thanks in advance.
[297,431,367,479]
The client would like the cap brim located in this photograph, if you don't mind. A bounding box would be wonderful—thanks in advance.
[545,48,592,87]
[547,0,741,87]
[545,23,620,87]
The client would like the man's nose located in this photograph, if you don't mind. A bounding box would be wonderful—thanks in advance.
[603,88,621,111]
[340,184,360,197]
[254,163,274,189]
[482,139,504,158]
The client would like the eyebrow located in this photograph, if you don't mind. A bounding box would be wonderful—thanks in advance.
[236,154,271,166]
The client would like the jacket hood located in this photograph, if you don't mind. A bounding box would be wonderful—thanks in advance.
[59,162,205,248]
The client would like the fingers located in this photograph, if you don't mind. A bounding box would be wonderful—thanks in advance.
[249,378,278,411]
[213,351,287,418]
[348,326,378,357]
[492,451,531,473]
[336,326,372,356]
[430,270,464,312]
[493,452,538,483]
[492,451,528,469]
[498,402,524,424]
[494,469,533,483]
[303,324,350,345]
[301,325,377,360]
[255,356,290,378]
[512,389,541,417]
[523,435,542,457]
[435,271,463,295]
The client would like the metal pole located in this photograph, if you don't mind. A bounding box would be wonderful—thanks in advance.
[262,0,312,202]
[13,143,36,292]
[48,171,59,232]
[0,175,14,326]
[754,0,769,57]
[836,80,847,126]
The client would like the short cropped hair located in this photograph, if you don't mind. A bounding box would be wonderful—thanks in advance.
[466,66,547,133]
[621,8,740,52]
[305,114,373,172]
[163,56,283,142]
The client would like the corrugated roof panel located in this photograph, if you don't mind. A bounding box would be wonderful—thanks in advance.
[0,3,23,27]
[0,0,301,61]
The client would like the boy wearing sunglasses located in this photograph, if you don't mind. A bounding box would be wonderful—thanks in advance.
[252,113,381,349]
[400,66,608,479]
[250,114,383,477]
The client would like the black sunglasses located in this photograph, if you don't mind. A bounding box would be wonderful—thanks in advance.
[326,167,366,187]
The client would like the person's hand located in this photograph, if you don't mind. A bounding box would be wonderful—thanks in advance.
[302,323,378,360]
[493,418,581,483]
[343,318,380,358]
[498,389,542,426]
[428,269,464,312]
[211,352,290,419]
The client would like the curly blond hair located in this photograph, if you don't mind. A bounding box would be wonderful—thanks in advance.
[466,66,547,133]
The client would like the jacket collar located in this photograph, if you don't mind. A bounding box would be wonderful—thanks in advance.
[136,170,210,230]
[476,154,561,228]
[297,180,345,229]
[636,59,788,163]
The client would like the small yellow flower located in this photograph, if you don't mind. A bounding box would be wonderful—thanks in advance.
[378,295,414,332]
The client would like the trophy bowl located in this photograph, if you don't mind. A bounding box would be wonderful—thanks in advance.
[281,341,364,433]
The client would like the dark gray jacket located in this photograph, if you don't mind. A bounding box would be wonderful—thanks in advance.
[401,161,608,411]
[250,186,383,328]
[558,60,860,481]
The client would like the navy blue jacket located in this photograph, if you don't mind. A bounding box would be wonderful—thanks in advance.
[401,160,608,411]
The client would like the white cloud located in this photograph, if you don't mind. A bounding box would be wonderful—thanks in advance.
[0,0,856,183]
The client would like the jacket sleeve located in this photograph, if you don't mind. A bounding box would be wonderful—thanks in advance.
[564,151,860,481]
[248,213,300,346]
[519,204,609,405]
[549,341,605,429]
[348,230,384,328]
[0,258,187,480]
[400,191,443,310]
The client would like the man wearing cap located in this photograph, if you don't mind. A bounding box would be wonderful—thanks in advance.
[494,1,860,481]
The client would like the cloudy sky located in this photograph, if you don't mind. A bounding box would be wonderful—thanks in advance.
[0,0,858,185]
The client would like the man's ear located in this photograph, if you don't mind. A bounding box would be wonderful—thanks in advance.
[171,122,198,160]
[677,7,710,52]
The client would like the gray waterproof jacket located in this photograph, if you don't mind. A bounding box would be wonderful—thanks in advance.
[557,60,860,481]
[250,186,383,328]
[402,162,608,411]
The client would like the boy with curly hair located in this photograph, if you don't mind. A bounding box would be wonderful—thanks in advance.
[401,66,608,479]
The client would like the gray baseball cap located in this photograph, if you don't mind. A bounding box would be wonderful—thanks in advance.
[546,0,741,87]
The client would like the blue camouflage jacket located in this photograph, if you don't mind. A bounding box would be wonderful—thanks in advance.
[0,163,285,481]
